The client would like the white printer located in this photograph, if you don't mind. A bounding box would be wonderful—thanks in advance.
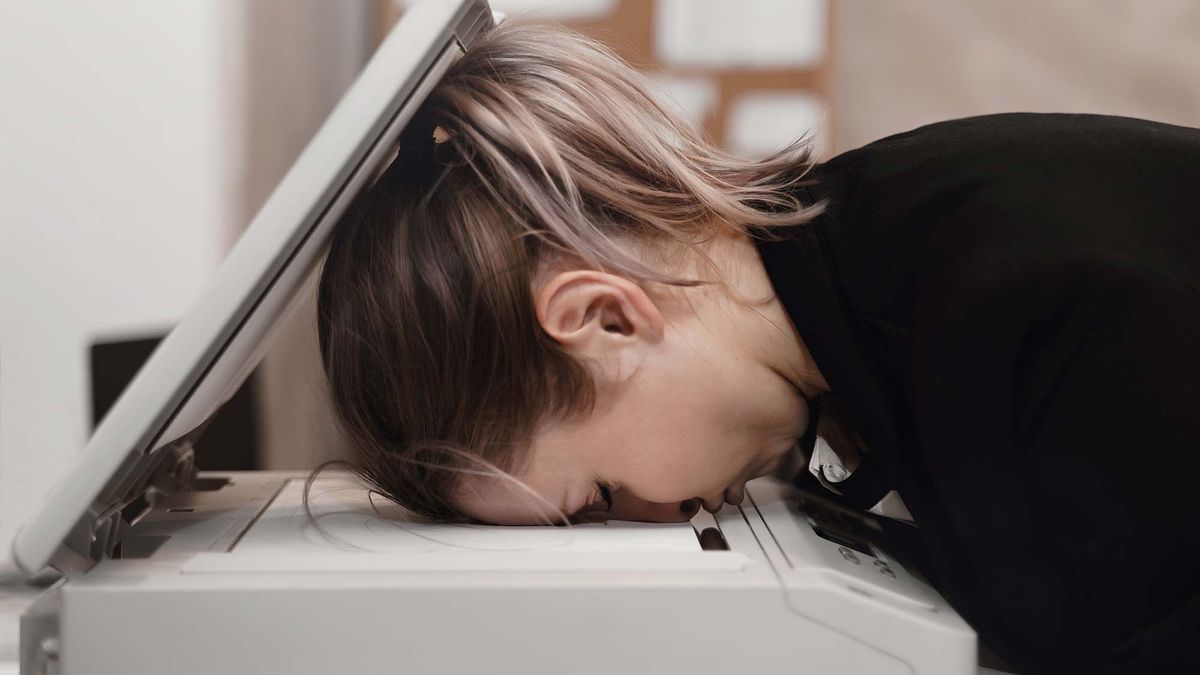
[11,1,979,672]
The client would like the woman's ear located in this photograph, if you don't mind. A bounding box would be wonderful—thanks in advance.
[535,270,665,362]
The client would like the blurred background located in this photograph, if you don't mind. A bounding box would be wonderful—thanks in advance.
[2,0,1198,554]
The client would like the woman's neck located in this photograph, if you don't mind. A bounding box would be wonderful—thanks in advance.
[649,230,830,400]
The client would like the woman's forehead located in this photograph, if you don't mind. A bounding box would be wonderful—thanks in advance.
[452,410,610,524]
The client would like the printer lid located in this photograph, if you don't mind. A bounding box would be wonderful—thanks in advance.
[12,0,495,577]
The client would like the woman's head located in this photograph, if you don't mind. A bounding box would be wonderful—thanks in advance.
[316,20,827,525]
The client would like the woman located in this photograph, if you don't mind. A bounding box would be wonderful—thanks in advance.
[316,21,1200,674]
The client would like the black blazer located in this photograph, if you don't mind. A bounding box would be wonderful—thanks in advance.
[754,113,1200,674]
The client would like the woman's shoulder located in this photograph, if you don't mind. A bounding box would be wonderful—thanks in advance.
[815,112,1200,287]
[819,112,1200,194]
[831,111,1200,163]
[802,111,1200,353]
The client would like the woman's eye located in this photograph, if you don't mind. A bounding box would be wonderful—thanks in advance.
[597,481,614,512]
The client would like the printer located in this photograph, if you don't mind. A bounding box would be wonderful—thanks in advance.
[11,1,979,672]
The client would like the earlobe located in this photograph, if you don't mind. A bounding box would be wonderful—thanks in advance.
[535,270,664,355]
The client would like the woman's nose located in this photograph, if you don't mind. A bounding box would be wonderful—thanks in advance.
[700,485,744,513]
[608,493,701,522]
[724,483,745,506]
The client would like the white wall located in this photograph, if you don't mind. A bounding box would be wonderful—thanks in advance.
[0,2,239,561]
[239,0,372,470]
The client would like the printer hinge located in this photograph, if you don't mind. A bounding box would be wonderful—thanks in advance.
[93,439,197,559]
[59,436,199,569]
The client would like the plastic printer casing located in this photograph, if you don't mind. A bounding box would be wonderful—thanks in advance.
[12,2,976,673]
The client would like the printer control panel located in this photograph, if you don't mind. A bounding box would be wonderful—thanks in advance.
[791,489,898,577]
[771,485,952,611]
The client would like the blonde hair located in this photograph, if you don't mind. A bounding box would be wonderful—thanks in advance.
[316,20,827,521]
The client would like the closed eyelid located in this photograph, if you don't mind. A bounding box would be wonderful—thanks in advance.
[598,482,614,512]
[568,481,613,520]
[564,489,593,520]
[593,477,621,509]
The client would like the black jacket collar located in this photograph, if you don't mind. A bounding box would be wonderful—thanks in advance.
[751,182,905,499]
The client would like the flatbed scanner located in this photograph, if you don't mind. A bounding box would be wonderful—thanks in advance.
[11,1,979,672]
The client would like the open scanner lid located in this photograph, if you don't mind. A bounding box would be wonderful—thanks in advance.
[12,0,496,576]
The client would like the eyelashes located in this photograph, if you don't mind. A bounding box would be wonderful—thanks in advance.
[596,481,614,512]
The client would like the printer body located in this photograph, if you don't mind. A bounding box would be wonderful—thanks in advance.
[22,471,975,675]
[13,1,977,672]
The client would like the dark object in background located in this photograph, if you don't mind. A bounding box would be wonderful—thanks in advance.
[90,335,259,470]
